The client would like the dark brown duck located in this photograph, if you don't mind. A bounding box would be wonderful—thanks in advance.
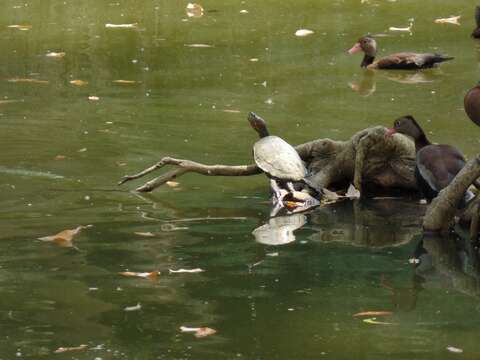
[385,115,472,204]
[348,35,454,70]
[472,6,480,38]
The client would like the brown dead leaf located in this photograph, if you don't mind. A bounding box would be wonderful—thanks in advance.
[70,79,88,86]
[180,326,217,338]
[119,271,159,280]
[353,311,393,317]
[55,155,66,160]
[112,80,137,84]
[195,327,216,338]
[53,344,88,354]
[7,78,49,84]
[8,24,32,31]
[38,225,91,247]
[134,231,156,237]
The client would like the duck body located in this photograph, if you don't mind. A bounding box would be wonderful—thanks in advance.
[415,144,467,199]
[464,83,480,126]
[472,6,480,38]
[385,115,470,203]
[349,35,453,70]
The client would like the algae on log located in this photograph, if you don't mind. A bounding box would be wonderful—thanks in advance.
[119,126,417,194]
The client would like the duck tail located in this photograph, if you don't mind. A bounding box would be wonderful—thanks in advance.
[434,54,454,63]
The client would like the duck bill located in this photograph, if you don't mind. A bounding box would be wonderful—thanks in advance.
[348,43,362,54]
[384,128,397,138]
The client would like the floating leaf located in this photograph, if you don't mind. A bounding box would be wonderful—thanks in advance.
[240,9,249,14]
[295,29,314,37]
[184,43,213,48]
[54,155,66,160]
[38,225,91,247]
[186,3,204,18]
[446,346,463,354]
[46,52,66,58]
[53,344,88,354]
[434,16,460,25]
[169,268,204,274]
[119,271,160,280]
[180,326,217,338]
[0,99,20,105]
[105,23,138,29]
[134,231,156,237]
[222,109,241,113]
[124,303,141,312]
[363,318,394,325]
[7,24,32,31]
[7,78,48,84]
[166,181,180,187]
[112,80,137,84]
[77,148,87,152]
[353,311,393,317]
[70,79,88,86]
[88,96,99,101]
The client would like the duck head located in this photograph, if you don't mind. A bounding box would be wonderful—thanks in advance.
[348,35,377,57]
[385,115,425,140]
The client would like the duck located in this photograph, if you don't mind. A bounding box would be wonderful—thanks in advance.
[464,82,480,126]
[384,115,472,204]
[348,35,454,70]
[472,6,480,38]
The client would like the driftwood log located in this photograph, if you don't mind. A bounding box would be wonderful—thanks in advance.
[119,125,479,234]
[119,126,417,193]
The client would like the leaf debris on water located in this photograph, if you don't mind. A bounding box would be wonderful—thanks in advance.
[46,51,66,58]
[180,326,217,338]
[53,344,88,354]
[434,16,461,25]
[134,231,156,237]
[363,317,395,325]
[295,29,314,37]
[166,181,180,187]
[184,43,214,48]
[446,346,463,354]
[112,80,137,84]
[119,271,160,280]
[8,24,32,31]
[88,96,99,101]
[124,303,142,312]
[169,268,204,274]
[38,225,92,247]
[105,23,138,29]
[7,78,49,84]
[353,311,393,317]
[186,3,204,18]
[70,79,88,86]
[345,184,360,199]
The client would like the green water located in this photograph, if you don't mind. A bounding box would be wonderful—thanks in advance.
[1,0,480,358]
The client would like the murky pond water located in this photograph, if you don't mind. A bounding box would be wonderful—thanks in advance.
[1,0,480,358]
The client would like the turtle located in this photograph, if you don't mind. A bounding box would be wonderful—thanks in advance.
[247,112,319,215]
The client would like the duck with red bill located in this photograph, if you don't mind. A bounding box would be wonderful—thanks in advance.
[385,115,474,206]
[347,35,453,70]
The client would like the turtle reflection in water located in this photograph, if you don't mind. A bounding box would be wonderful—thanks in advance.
[248,112,320,216]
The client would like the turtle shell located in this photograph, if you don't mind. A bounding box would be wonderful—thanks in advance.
[252,135,306,181]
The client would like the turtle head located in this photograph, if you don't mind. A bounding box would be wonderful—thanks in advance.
[248,112,270,138]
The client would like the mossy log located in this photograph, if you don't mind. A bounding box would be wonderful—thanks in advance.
[119,126,417,194]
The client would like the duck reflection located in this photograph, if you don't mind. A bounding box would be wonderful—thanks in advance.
[414,232,480,297]
[252,213,306,245]
[349,70,440,97]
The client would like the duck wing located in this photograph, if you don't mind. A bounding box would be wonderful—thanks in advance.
[416,144,466,192]
[374,52,453,70]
